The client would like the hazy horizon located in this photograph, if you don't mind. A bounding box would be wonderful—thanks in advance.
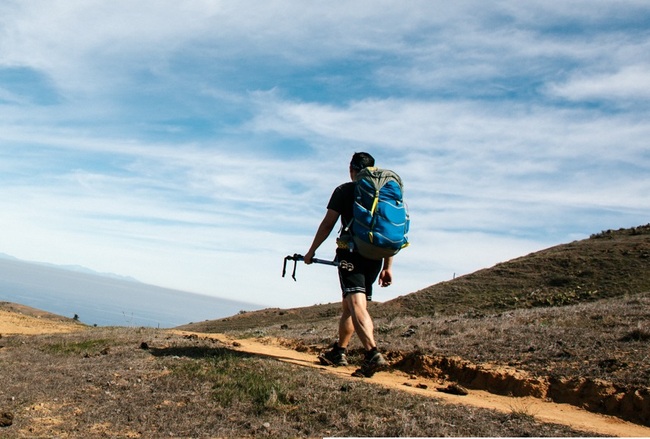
[0,257,263,328]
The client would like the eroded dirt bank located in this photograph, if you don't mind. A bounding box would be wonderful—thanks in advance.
[391,351,649,427]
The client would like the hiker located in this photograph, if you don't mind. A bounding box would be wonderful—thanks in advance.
[304,152,392,378]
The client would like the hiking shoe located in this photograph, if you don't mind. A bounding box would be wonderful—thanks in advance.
[352,350,388,378]
[318,344,348,367]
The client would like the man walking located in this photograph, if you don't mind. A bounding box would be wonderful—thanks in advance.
[304,152,391,378]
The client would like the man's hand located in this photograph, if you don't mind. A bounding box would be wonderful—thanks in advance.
[304,251,315,264]
[379,268,393,287]
[379,256,393,287]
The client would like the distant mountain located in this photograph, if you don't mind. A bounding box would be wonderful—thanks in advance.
[0,256,263,328]
[42,264,142,283]
[0,252,140,283]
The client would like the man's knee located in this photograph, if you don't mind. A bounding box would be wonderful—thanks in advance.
[345,291,367,305]
[345,293,370,317]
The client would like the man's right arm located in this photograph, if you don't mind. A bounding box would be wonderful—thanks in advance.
[379,256,393,287]
[304,209,340,264]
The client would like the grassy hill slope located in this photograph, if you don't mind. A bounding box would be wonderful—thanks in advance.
[177,224,650,427]
[2,225,649,434]
[181,224,650,333]
[389,224,650,317]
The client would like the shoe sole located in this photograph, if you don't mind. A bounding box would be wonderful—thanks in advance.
[352,362,388,378]
[318,353,347,367]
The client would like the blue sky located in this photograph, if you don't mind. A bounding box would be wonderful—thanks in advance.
[1,1,649,309]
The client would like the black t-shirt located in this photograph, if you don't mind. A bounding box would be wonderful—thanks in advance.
[327,182,354,229]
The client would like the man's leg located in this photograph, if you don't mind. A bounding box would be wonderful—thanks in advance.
[328,250,385,375]
[319,298,355,367]
[344,292,376,351]
[345,292,388,377]
[338,299,355,348]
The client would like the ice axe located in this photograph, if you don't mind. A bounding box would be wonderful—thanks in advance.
[282,253,338,281]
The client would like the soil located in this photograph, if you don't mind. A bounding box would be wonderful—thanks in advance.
[2,227,649,435]
[0,304,85,335]
[174,331,650,438]
[179,225,650,431]
[1,309,648,437]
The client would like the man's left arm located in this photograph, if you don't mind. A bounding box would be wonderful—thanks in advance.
[304,208,339,264]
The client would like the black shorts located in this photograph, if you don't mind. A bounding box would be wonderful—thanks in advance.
[336,249,383,301]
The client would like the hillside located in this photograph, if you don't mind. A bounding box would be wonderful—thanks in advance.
[2,321,623,437]
[389,223,650,317]
[181,224,650,332]
[1,225,649,435]
[177,224,650,428]
[0,302,86,335]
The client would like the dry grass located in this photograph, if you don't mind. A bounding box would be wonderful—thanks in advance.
[189,225,650,390]
[209,292,650,391]
[0,328,592,437]
[1,225,649,436]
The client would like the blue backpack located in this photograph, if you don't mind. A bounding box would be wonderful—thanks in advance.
[346,167,410,260]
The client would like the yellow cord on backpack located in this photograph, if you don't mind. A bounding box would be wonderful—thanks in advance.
[368,191,379,244]
[371,191,379,214]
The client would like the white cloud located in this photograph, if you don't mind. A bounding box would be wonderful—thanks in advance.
[547,65,650,102]
[0,1,649,310]
[0,1,444,91]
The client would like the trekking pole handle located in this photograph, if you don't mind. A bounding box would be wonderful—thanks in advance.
[282,254,303,281]
[282,253,338,281]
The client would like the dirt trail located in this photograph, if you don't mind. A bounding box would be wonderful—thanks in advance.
[3,312,649,437]
[175,330,650,438]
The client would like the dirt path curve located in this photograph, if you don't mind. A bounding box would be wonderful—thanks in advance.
[174,330,650,438]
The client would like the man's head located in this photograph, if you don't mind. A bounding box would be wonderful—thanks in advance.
[350,152,375,173]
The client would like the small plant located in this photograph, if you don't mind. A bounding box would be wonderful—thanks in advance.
[620,328,650,342]
[508,399,537,422]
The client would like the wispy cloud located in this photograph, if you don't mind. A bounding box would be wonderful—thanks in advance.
[548,65,650,102]
[1,1,649,308]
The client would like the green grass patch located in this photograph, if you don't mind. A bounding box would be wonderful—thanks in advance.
[170,349,292,414]
[43,338,112,355]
